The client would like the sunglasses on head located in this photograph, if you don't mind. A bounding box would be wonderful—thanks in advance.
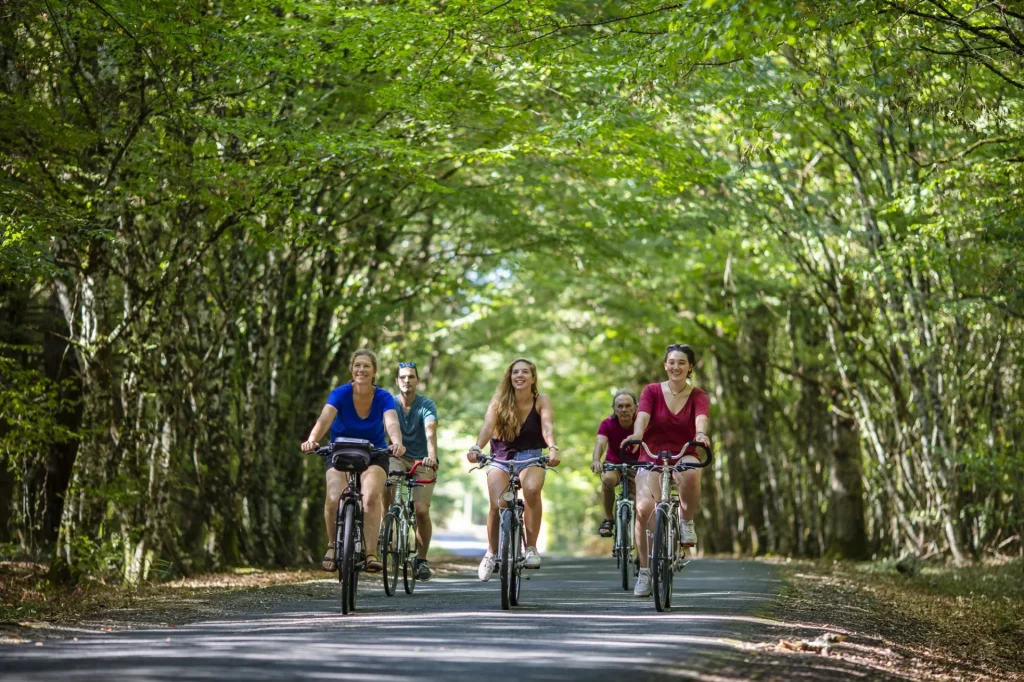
[398,362,416,369]
[666,344,691,352]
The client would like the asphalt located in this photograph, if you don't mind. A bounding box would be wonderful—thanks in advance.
[1,557,900,681]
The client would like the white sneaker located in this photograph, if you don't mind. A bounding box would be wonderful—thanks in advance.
[680,520,697,547]
[634,568,652,597]
[478,552,497,581]
[524,546,541,569]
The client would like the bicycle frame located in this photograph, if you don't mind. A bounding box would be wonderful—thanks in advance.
[603,462,640,590]
[382,460,433,596]
[470,454,552,610]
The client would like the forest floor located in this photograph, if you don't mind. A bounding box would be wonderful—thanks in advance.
[2,554,1022,680]
[767,557,1024,681]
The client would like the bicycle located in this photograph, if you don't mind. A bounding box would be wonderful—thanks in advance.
[381,460,435,596]
[603,461,643,591]
[311,437,390,614]
[469,453,554,610]
[624,439,713,612]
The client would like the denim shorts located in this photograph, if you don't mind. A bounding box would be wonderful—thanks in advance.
[488,448,546,475]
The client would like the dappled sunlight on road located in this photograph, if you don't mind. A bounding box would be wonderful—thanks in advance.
[0,558,902,681]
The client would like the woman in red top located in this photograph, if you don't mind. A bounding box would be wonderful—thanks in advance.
[622,344,711,597]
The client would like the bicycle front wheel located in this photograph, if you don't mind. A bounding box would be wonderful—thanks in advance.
[509,512,522,606]
[381,510,400,596]
[652,506,672,612]
[617,502,632,591]
[403,514,418,595]
[340,501,358,614]
[499,509,514,610]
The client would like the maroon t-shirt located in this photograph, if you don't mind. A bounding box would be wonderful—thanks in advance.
[636,383,710,462]
[597,416,638,464]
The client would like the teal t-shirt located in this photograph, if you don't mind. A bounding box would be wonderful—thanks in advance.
[392,393,438,459]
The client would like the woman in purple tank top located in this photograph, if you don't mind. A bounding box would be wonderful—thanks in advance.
[465,358,561,580]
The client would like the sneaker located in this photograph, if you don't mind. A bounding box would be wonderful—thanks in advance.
[634,568,652,597]
[415,558,432,582]
[524,546,542,569]
[478,552,497,581]
[680,520,697,547]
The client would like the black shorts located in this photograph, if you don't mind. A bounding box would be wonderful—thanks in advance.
[324,452,390,473]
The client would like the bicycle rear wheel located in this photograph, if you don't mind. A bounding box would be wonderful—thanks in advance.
[403,513,418,595]
[617,503,632,591]
[499,509,514,610]
[652,506,672,612]
[381,510,400,596]
[340,501,357,614]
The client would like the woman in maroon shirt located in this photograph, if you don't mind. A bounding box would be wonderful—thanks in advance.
[621,344,711,597]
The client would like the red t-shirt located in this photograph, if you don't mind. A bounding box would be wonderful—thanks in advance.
[636,383,710,462]
[597,416,638,464]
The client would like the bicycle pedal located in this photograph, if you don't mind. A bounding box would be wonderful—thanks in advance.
[524,565,540,569]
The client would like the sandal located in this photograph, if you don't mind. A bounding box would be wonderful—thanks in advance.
[322,543,337,571]
[364,554,382,573]
[598,519,614,537]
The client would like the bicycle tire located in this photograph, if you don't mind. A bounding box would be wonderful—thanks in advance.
[499,509,514,610]
[509,513,522,606]
[340,501,357,614]
[381,510,400,596]
[618,502,632,591]
[652,506,672,612]
[403,512,417,595]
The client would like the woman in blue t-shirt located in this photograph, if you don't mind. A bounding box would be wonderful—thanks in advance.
[301,349,405,573]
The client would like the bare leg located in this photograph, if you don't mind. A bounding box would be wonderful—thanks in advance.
[360,466,386,558]
[415,497,432,559]
[520,466,546,547]
[635,470,663,569]
[675,468,702,521]
[600,470,620,520]
[486,468,511,553]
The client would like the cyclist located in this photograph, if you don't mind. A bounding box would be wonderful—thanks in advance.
[622,344,711,597]
[590,389,639,537]
[301,349,406,574]
[465,358,561,581]
[389,361,439,581]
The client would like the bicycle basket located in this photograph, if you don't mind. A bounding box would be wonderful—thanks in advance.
[330,437,373,472]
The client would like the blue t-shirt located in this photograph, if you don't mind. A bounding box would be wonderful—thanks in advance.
[326,384,397,449]
[392,394,438,460]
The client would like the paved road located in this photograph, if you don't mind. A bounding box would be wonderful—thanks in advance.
[1,557,894,681]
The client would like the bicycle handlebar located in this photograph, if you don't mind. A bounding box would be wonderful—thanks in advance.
[602,462,644,472]
[468,454,555,472]
[620,439,714,470]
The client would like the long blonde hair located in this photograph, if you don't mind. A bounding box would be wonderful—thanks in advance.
[493,358,538,441]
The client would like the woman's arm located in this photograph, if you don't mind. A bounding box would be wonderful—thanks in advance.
[695,414,710,446]
[537,394,560,466]
[301,404,338,452]
[466,401,498,462]
[383,409,406,457]
[591,435,609,474]
[624,411,650,448]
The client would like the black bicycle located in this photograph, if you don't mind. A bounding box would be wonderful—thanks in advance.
[603,462,643,591]
[381,459,433,596]
[312,437,390,614]
[624,439,713,612]
[470,454,554,610]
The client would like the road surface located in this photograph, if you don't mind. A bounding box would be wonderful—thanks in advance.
[1,557,896,681]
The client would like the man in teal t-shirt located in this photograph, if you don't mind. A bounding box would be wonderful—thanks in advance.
[390,362,439,581]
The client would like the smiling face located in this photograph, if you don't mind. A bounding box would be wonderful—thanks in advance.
[396,367,419,397]
[510,361,536,392]
[664,350,692,382]
[350,355,376,386]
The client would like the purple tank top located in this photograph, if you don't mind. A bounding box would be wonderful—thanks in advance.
[490,397,547,461]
